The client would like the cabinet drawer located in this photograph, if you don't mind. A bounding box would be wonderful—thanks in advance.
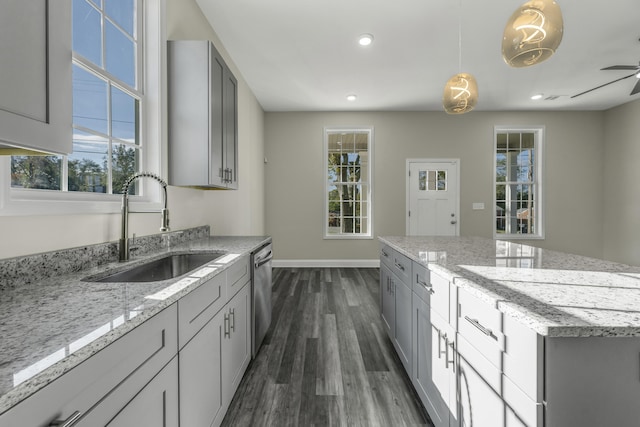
[391,251,411,285]
[429,270,451,322]
[412,262,432,304]
[178,273,227,349]
[458,287,505,368]
[459,335,542,427]
[227,255,250,299]
[0,304,178,427]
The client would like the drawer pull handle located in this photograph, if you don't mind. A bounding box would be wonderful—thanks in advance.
[417,278,435,294]
[230,308,235,332]
[224,313,230,338]
[382,249,389,258]
[49,411,82,427]
[464,316,498,341]
[394,262,405,272]
[445,337,455,370]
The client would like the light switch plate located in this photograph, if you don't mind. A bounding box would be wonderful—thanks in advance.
[472,202,485,210]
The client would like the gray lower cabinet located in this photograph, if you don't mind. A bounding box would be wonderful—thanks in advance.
[104,357,179,427]
[168,40,238,189]
[179,265,251,427]
[379,245,412,373]
[0,256,253,427]
[0,303,179,427]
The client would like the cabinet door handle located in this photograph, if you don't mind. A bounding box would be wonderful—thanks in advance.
[437,330,445,358]
[230,308,235,332]
[445,338,455,370]
[224,313,230,338]
[49,411,82,427]
[381,249,389,258]
[464,316,498,341]
[416,278,435,294]
[394,262,405,272]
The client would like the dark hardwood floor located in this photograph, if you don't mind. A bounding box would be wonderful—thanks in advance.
[222,268,433,427]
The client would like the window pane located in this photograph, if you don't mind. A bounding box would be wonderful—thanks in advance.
[111,86,138,143]
[105,20,135,87]
[496,153,506,181]
[419,170,426,190]
[11,156,63,190]
[73,0,102,67]
[112,143,139,194]
[68,131,108,193]
[105,0,134,36]
[73,64,108,134]
[437,170,447,191]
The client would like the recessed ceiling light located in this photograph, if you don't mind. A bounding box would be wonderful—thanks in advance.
[531,94,544,100]
[358,34,373,46]
[346,94,357,101]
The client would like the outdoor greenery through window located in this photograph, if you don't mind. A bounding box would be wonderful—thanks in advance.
[11,0,142,195]
[494,126,544,238]
[325,128,373,239]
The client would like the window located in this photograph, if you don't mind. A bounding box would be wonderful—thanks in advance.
[11,0,142,195]
[494,126,544,239]
[324,127,373,239]
[2,0,163,215]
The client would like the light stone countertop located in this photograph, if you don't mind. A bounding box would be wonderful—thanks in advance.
[379,236,640,338]
[0,234,271,416]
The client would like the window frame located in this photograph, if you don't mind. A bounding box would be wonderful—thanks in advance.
[493,125,545,240]
[0,0,164,216]
[323,126,374,240]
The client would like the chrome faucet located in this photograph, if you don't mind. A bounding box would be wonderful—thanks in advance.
[119,172,170,261]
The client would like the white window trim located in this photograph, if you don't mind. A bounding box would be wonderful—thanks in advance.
[0,0,166,217]
[323,126,374,240]
[493,125,545,240]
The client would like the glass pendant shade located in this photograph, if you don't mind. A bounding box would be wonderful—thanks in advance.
[502,0,563,68]
[443,73,478,114]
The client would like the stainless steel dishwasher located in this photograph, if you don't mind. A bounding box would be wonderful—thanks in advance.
[251,243,273,357]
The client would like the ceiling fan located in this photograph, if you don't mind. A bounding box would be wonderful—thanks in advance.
[571,61,640,98]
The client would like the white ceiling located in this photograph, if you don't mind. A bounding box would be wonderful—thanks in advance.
[195,0,640,112]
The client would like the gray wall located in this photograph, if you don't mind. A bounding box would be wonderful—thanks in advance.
[603,99,640,265]
[265,110,606,263]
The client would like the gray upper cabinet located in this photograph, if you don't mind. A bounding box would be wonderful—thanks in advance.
[0,0,72,155]
[168,40,238,189]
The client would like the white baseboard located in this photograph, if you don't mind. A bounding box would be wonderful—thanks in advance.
[272,259,380,268]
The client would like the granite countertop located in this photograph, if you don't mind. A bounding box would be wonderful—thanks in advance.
[0,233,271,416]
[379,236,640,338]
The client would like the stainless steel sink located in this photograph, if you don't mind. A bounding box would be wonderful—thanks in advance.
[91,252,226,283]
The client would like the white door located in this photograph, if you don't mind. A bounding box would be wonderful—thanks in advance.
[407,160,459,236]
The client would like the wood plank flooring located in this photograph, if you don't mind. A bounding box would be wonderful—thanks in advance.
[221,268,433,427]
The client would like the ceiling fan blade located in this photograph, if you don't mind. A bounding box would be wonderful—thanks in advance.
[631,79,640,96]
[602,65,639,70]
[571,73,637,98]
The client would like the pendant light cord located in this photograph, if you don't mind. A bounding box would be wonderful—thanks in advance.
[458,0,462,72]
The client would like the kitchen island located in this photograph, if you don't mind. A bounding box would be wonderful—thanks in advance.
[0,227,270,426]
[380,235,640,427]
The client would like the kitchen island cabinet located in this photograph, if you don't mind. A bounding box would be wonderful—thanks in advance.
[380,235,640,427]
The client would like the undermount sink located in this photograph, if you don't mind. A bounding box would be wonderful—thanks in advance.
[91,252,226,283]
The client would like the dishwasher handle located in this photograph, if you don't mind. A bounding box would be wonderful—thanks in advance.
[255,250,273,268]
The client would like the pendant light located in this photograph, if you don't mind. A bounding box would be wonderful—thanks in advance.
[502,0,563,68]
[443,73,478,114]
[443,0,478,114]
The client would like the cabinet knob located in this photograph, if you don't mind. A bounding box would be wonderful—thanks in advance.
[49,411,82,427]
